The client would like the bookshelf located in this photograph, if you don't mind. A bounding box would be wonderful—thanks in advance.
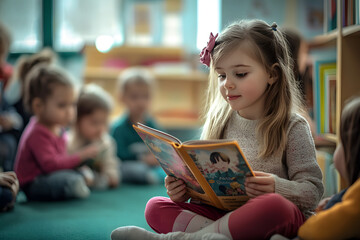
[309,0,360,188]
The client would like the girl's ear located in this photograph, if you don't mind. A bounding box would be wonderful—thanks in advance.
[268,63,280,85]
[32,97,44,115]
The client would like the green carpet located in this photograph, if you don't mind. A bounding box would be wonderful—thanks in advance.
[0,184,167,240]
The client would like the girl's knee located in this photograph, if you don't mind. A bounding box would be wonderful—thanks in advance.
[255,193,302,220]
[145,197,171,220]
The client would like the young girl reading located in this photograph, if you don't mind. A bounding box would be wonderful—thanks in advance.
[68,84,120,189]
[14,64,99,201]
[111,19,324,240]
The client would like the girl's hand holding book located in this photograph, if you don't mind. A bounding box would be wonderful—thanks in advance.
[245,171,275,198]
[165,176,189,203]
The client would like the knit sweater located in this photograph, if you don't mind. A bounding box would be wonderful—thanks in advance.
[298,178,360,240]
[223,111,324,218]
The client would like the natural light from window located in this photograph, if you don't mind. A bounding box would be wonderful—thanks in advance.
[197,0,221,50]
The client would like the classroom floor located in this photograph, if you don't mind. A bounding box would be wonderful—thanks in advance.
[0,184,166,240]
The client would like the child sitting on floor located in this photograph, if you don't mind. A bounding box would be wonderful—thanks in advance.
[14,64,99,201]
[68,84,120,189]
[296,97,360,239]
[110,67,166,184]
[111,19,323,240]
[271,97,360,240]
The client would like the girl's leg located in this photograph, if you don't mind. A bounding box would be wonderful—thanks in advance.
[145,197,227,233]
[193,193,305,239]
[112,194,305,240]
[23,169,90,201]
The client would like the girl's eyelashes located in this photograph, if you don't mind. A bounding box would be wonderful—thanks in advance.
[236,72,247,78]
[217,72,247,81]
[217,74,226,81]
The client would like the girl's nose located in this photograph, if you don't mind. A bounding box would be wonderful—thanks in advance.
[224,77,235,90]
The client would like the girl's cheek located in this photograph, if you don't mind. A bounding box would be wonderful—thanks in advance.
[334,144,347,181]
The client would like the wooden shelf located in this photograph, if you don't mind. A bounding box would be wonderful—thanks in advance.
[342,24,360,38]
[308,29,337,48]
[84,67,208,82]
[156,116,203,129]
[321,133,338,143]
[308,25,360,48]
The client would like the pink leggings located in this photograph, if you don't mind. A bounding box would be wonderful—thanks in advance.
[145,193,305,239]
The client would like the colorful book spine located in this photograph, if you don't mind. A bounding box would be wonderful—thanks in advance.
[313,60,336,135]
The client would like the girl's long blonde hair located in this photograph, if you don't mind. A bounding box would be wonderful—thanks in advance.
[201,19,304,158]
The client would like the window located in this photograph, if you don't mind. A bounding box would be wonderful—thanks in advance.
[0,0,42,53]
[54,0,123,52]
[197,0,221,50]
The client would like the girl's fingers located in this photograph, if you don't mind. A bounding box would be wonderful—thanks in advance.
[167,179,184,191]
[165,176,176,185]
[0,179,12,189]
[252,171,270,177]
[170,188,187,202]
[246,176,273,185]
[2,175,15,185]
[167,184,186,196]
[5,172,17,180]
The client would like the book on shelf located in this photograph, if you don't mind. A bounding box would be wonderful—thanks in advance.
[342,0,360,27]
[133,123,255,211]
[324,69,337,134]
[324,0,360,32]
[324,0,338,32]
[313,60,336,135]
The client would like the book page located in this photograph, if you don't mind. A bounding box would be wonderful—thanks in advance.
[183,139,234,145]
[136,129,204,194]
[184,144,253,197]
[137,123,182,144]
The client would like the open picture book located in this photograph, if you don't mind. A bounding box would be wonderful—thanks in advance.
[133,123,255,211]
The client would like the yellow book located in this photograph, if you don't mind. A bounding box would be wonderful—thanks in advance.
[133,123,255,211]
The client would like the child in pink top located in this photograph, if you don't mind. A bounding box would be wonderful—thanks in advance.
[14,64,99,201]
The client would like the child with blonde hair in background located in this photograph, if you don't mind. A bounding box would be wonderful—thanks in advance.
[14,65,99,201]
[110,67,166,185]
[0,22,12,90]
[111,19,323,240]
[5,48,55,139]
[68,84,120,189]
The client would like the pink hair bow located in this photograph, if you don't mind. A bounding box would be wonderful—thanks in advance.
[199,32,218,67]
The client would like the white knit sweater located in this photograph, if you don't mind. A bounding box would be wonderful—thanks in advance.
[223,111,324,218]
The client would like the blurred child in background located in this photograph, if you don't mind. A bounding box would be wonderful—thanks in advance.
[0,22,12,90]
[5,48,55,141]
[283,29,316,137]
[0,82,22,171]
[272,97,360,240]
[110,67,166,184]
[297,97,360,239]
[14,64,99,201]
[68,84,120,189]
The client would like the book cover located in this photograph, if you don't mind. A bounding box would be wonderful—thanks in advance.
[133,123,255,210]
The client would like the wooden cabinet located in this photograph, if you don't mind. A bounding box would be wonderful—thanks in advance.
[83,45,208,129]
